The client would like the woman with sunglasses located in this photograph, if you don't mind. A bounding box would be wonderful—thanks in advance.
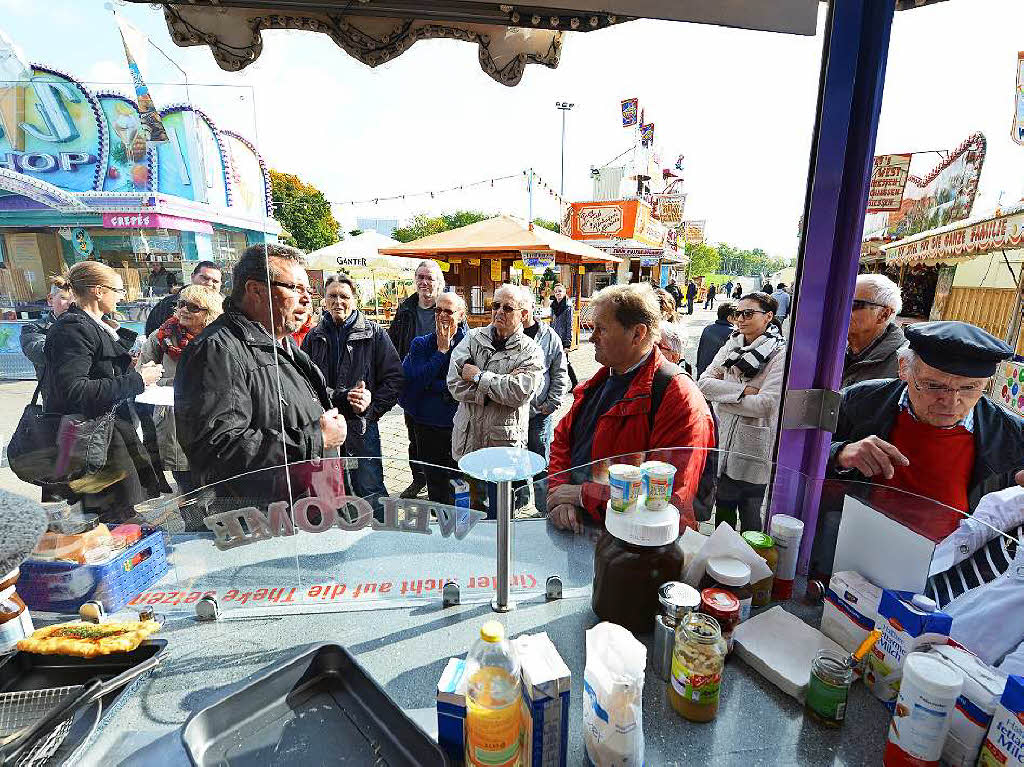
[137,285,223,495]
[43,261,165,521]
[698,291,786,531]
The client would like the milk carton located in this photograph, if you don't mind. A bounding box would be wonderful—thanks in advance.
[929,646,1008,767]
[979,675,1024,767]
[436,657,469,766]
[865,590,952,708]
[820,571,883,656]
[512,632,570,767]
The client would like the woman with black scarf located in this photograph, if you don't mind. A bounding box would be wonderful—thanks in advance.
[549,283,577,388]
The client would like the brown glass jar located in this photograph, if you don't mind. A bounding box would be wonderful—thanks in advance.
[700,557,753,622]
[592,530,685,634]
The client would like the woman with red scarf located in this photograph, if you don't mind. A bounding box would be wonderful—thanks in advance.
[137,284,223,494]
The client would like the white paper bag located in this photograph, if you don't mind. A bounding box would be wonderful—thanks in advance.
[583,623,646,767]
[682,521,772,588]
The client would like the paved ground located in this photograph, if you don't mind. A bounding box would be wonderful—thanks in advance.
[0,305,722,505]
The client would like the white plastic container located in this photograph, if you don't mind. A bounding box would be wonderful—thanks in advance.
[639,461,676,510]
[883,652,964,767]
[928,646,1007,767]
[769,515,804,601]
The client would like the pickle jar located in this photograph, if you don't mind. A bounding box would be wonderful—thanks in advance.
[742,531,778,608]
[669,612,726,723]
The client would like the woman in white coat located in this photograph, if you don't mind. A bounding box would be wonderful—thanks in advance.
[698,292,786,531]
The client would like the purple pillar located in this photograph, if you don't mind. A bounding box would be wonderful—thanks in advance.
[771,0,896,572]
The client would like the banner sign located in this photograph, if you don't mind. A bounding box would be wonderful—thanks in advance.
[115,15,168,144]
[1014,52,1024,147]
[681,220,706,245]
[640,123,654,146]
[522,251,555,269]
[867,153,912,212]
[621,98,638,127]
[569,200,652,241]
[883,211,1024,266]
[103,212,213,234]
[654,193,685,226]
[634,205,668,248]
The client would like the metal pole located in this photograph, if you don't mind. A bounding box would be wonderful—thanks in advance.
[492,479,513,612]
[560,108,567,197]
[527,168,533,231]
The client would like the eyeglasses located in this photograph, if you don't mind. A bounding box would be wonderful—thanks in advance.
[910,372,987,397]
[270,280,312,297]
[324,293,353,303]
[852,299,887,311]
[434,307,456,316]
[177,301,207,314]
[728,309,768,320]
[101,285,127,295]
[491,302,518,313]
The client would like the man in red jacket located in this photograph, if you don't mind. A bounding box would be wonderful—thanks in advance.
[546,283,716,533]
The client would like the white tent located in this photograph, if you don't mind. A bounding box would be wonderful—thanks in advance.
[307,231,422,314]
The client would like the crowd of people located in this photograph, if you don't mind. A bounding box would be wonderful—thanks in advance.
[19,249,1024,590]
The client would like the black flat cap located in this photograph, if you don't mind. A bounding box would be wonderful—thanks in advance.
[905,321,1012,378]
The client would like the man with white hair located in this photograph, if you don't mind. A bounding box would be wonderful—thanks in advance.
[656,321,685,365]
[521,290,569,513]
[842,273,908,387]
[389,259,450,497]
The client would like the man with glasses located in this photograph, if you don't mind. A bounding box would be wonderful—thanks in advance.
[842,274,907,387]
[389,260,452,498]
[176,244,346,503]
[828,321,1024,541]
[145,261,223,336]
[401,292,468,504]
[447,284,544,513]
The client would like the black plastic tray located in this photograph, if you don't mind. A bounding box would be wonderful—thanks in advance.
[182,643,448,766]
[0,639,166,765]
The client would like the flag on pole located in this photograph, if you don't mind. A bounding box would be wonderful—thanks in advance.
[0,27,31,151]
[640,123,654,146]
[621,98,638,127]
[115,14,168,144]
[1014,51,1024,147]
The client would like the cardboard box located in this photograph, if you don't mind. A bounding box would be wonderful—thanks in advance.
[821,571,882,654]
[513,633,570,767]
[436,657,468,766]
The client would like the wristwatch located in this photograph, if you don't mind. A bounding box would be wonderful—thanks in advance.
[473,371,483,385]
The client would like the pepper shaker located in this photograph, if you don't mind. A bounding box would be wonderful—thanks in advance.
[653,581,701,681]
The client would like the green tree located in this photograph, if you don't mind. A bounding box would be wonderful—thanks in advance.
[685,242,721,279]
[269,170,339,251]
[393,210,493,242]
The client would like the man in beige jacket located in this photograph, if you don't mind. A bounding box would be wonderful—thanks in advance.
[447,283,545,463]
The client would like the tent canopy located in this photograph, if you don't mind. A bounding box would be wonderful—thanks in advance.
[379,215,621,263]
[306,231,422,278]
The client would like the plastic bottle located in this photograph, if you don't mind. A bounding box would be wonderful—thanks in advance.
[465,620,522,767]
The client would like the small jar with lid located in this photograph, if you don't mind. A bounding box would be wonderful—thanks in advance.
[669,612,726,723]
[699,588,740,653]
[742,531,778,608]
[653,582,701,681]
[0,568,33,654]
[700,557,753,621]
[805,649,854,727]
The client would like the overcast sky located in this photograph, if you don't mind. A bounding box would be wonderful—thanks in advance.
[2,0,1023,257]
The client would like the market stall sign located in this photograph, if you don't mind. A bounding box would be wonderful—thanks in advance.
[522,251,555,269]
[681,220,706,245]
[883,211,1024,266]
[434,259,450,273]
[336,256,369,267]
[654,193,685,226]
[490,260,502,281]
[866,153,912,213]
[103,212,214,234]
[468,258,480,265]
[634,207,668,248]
[205,495,486,552]
[569,200,654,241]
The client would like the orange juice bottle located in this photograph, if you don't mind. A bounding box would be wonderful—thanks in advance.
[465,621,521,767]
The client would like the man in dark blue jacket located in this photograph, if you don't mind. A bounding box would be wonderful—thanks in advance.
[401,292,468,504]
[696,301,735,378]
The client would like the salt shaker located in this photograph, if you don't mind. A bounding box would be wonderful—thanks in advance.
[653,581,701,681]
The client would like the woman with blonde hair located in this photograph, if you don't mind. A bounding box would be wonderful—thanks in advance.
[137,284,223,494]
[44,261,164,521]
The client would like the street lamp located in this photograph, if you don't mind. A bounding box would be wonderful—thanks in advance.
[555,101,575,196]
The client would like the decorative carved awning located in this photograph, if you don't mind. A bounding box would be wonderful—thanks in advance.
[130,1,950,87]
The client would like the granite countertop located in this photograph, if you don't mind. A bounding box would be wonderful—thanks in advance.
[70,589,890,766]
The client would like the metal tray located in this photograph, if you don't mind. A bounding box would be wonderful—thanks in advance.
[0,640,166,765]
[182,643,448,766]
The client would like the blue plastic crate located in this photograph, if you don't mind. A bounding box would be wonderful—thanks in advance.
[19,530,169,614]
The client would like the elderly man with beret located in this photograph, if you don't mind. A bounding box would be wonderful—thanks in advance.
[827,321,1024,541]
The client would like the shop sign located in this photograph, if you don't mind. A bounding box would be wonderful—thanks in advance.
[681,220,706,245]
[70,227,92,257]
[522,251,555,269]
[490,260,502,281]
[468,258,480,265]
[336,256,368,267]
[640,257,659,267]
[102,212,213,234]
[654,193,685,226]
[0,69,104,192]
[204,495,486,552]
[634,210,668,248]
[866,153,912,213]
[884,212,1024,266]
[576,203,625,236]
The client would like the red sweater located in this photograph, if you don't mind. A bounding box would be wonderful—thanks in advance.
[874,409,974,541]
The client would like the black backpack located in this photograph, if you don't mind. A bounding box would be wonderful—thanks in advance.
[648,360,720,522]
